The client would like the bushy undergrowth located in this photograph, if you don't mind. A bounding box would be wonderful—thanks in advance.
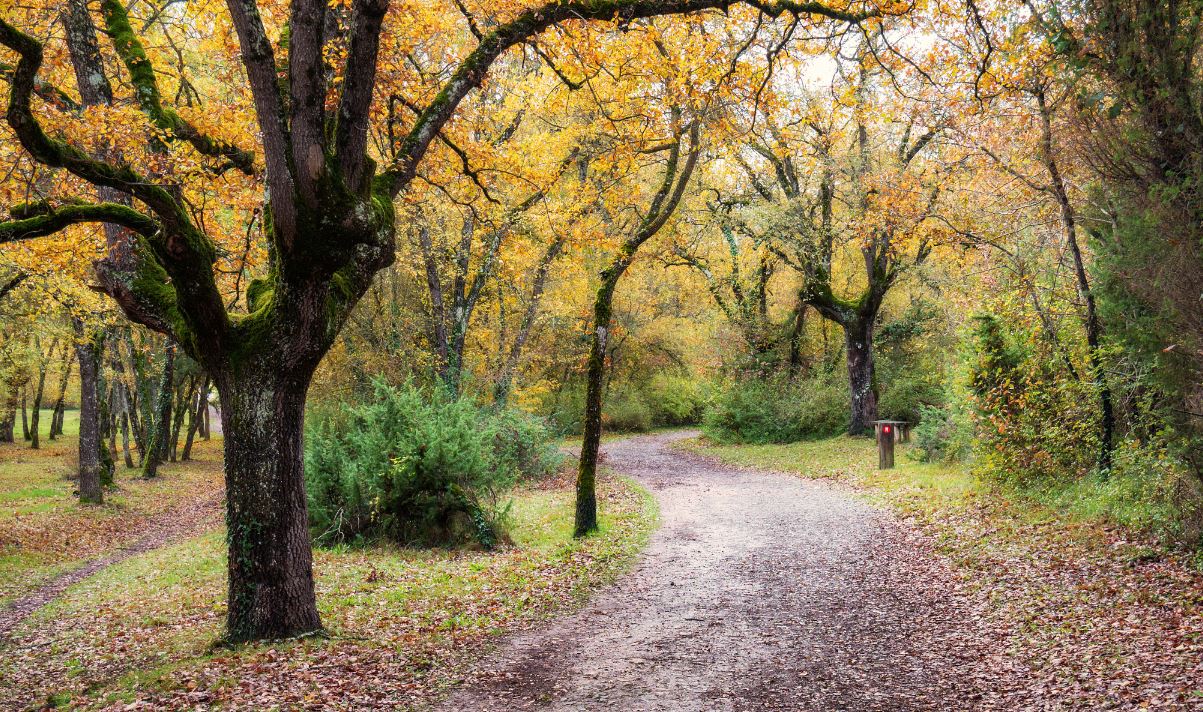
[305,382,563,549]
[911,402,974,463]
[958,313,1203,545]
[703,373,847,444]
[540,372,709,435]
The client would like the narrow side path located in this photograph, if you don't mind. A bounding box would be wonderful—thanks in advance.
[440,431,1020,711]
[0,490,223,641]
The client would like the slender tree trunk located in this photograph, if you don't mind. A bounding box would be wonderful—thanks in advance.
[118,386,134,469]
[74,320,103,504]
[494,237,565,405]
[787,299,808,379]
[1037,88,1114,472]
[170,376,196,462]
[217,368,321,642]
[0,379,17,442]
[181,378,207,461]
[201,398,210,440]
[29,345,47,450]
[49,349,74,440]
[142,341,175,478]
[20,390,29,441]
[576,267,623,537]
[844,315,878,436]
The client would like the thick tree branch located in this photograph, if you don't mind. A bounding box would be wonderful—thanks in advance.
[0,201,159,243]
[101,0,256,175]
[0,18,184,221]
[336,0,390,192]
[224,0,296,239]
[288,0,329,205]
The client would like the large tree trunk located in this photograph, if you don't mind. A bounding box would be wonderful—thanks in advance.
[844,315,878,436]
[217,368,320,642]
[74,321,103,504]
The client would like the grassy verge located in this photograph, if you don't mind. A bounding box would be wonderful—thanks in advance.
[0,469,657,710]
[0,423,225,606]
[684,435,1203,707]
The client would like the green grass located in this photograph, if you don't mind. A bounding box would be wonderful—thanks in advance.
[2,471,659,709]
[0,434,226,606]
[689,435,987,516]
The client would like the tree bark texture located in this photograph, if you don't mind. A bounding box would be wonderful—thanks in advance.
[576,271,621,537]
[218,368,320,642]
[74,320,103,504]
[844,316,878,436]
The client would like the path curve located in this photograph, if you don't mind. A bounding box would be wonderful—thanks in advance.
[440,431,1018,711]
[0,490,223,641]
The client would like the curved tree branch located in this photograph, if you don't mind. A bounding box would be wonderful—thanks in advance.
[0,201,159,243]
[381,0,884,197]
[100,0,256,175]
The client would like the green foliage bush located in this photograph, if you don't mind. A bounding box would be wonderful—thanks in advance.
[878,369,944,424]
[966,314,1100,486]
[539,372,709,435]
[703,373,847,444]
[1035,439,1203,544]
[602,385,654,432]
[911,402,974,463]
[305,382,563,549]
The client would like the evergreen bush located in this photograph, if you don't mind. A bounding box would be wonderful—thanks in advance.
[305,381,562,548]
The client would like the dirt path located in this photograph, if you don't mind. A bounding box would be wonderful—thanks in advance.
[440,431,1021,711]
[0,490,223,641]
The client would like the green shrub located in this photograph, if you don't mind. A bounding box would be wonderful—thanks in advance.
[305,382,562,549]
[967,314,1100,486]
[644,374,708,426]
[878,369,944,424]
[603,385,654,432]
[911,402,973,463]
[1035,438,1203,545]
[703,374,847,444]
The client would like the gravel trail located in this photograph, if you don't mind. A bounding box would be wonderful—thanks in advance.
[439,430,1019,711]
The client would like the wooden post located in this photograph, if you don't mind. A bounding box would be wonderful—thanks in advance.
[878,422,895,469]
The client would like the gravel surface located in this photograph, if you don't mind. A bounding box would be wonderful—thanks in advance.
[439,431,1020,711]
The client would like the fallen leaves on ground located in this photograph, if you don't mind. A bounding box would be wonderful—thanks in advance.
[0,470,656,710]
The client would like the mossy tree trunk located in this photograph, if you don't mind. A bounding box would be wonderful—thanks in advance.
[0,378,18,442]
[576,120,701,537]
[217,364,319,641]
[141,341,175,478]
[576,264,623,537]
[844,313,878,436]
[28,337,49,450]
[49,347,74,440]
